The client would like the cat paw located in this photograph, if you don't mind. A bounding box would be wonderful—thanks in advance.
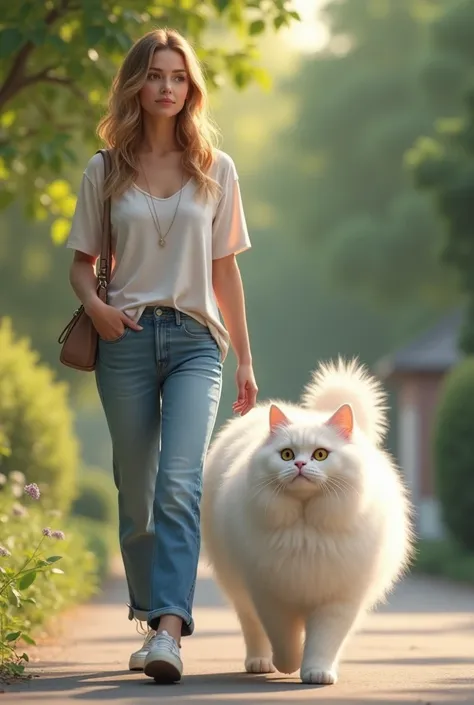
[245,656,276,674]
[300,666,337,685]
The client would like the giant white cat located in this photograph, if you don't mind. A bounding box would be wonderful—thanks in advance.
[201,358,413,685]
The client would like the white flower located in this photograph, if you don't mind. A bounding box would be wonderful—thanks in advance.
[11,484,23,498]
[9,471,26,485]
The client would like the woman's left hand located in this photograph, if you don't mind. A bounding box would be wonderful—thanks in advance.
[233,363,258,416]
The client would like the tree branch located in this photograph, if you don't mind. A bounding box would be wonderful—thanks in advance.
[21,63,88,104]
[36,73,95,117]
[23,65,61,86]
[0,41,35,110]
[0,120,79,151]
[0,1,72,111]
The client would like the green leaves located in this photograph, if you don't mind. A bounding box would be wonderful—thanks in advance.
[84,25,108,46]
[0,0,300,239]
[249,20,265,35]
[18,571,37,591]
[0,28,24,59]
[0,482,68,678]
[213,0,232,13]
[434,358,474,551]
[262,0,467,319]
[9,587,22,608]
[408,4,474,352]
[5,631,21,642]
[0,468,98,682]
[22,635,36,646]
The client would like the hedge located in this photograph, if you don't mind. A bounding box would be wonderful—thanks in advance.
[0,318,78,513]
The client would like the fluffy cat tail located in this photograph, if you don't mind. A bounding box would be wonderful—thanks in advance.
[301,357,388,445]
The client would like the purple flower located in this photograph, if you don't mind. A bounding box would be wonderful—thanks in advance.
[52,530,65,541]
[42,527,53,537]
[24,483,40,500]
[12,503,27,517]
[0,546,11,557]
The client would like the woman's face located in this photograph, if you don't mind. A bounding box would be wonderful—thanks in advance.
[139,49,189,119]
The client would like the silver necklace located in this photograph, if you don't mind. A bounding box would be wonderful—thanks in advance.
[139,158,185,247]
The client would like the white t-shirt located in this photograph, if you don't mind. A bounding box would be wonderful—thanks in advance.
[66,149,251,361]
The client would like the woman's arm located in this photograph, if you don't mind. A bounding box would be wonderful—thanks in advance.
[69,251,101,312]
[213,253,257,415]
[69,251,142,339]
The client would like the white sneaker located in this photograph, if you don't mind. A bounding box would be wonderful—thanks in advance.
[128,629,156,671]
[143,630,183,683]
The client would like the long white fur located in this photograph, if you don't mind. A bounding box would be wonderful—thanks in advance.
[201,358,413,685]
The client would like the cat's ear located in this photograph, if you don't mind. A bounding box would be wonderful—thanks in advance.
[325,404,353,440]
[269,404,290,434]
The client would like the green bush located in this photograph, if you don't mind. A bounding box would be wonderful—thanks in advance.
[434,357,474,552]
[71,467,117,525]
[0,474,98,680]
[412,538,474,586]
[71,517,117,582]
[0,318,78,513]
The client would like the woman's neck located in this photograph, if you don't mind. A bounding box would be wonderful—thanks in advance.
[141,115,180,157]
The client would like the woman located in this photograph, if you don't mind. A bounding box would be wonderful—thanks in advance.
[66,28,257,683]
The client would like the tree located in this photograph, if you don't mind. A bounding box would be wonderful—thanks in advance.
[410,88,474,352]
[0,0,299,239]
[260,0,469,327]
[408,0,474,353]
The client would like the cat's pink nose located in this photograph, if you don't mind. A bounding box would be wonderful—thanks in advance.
[295,460,307,471]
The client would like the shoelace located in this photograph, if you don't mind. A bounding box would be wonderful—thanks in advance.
[134,618,149,637]
[142,629,157,648]
[133,619,158,650]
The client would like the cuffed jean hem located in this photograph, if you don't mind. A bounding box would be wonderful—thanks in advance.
[127,604,149,623]
[148,606,194,636]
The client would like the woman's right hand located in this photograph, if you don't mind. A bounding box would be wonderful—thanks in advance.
[84,298,143,341]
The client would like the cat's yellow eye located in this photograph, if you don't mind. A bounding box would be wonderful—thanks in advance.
[280,448,295,461]
[313,448,329,461]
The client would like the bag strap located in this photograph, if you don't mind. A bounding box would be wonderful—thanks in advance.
[96,149,112,290]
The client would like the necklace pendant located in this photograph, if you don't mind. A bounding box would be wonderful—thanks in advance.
[159,237,165,247]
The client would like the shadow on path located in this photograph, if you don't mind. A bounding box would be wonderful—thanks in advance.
[6,669,474,704]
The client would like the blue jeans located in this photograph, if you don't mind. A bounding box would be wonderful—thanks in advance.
[95,306,222,636]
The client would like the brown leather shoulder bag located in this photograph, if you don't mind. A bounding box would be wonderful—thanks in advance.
[58,149,112,372]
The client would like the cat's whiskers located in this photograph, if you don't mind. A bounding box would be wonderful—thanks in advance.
[285,468,325,487]
[329,476,358,496]
[251,477,285,514]
[281,469,298,483]
[252,476,279,496]
[326,476,359,501]
[262,482,285,518]
[321,479,339,502]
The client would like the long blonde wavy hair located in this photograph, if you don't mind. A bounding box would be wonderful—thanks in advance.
[97,28,220,200]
